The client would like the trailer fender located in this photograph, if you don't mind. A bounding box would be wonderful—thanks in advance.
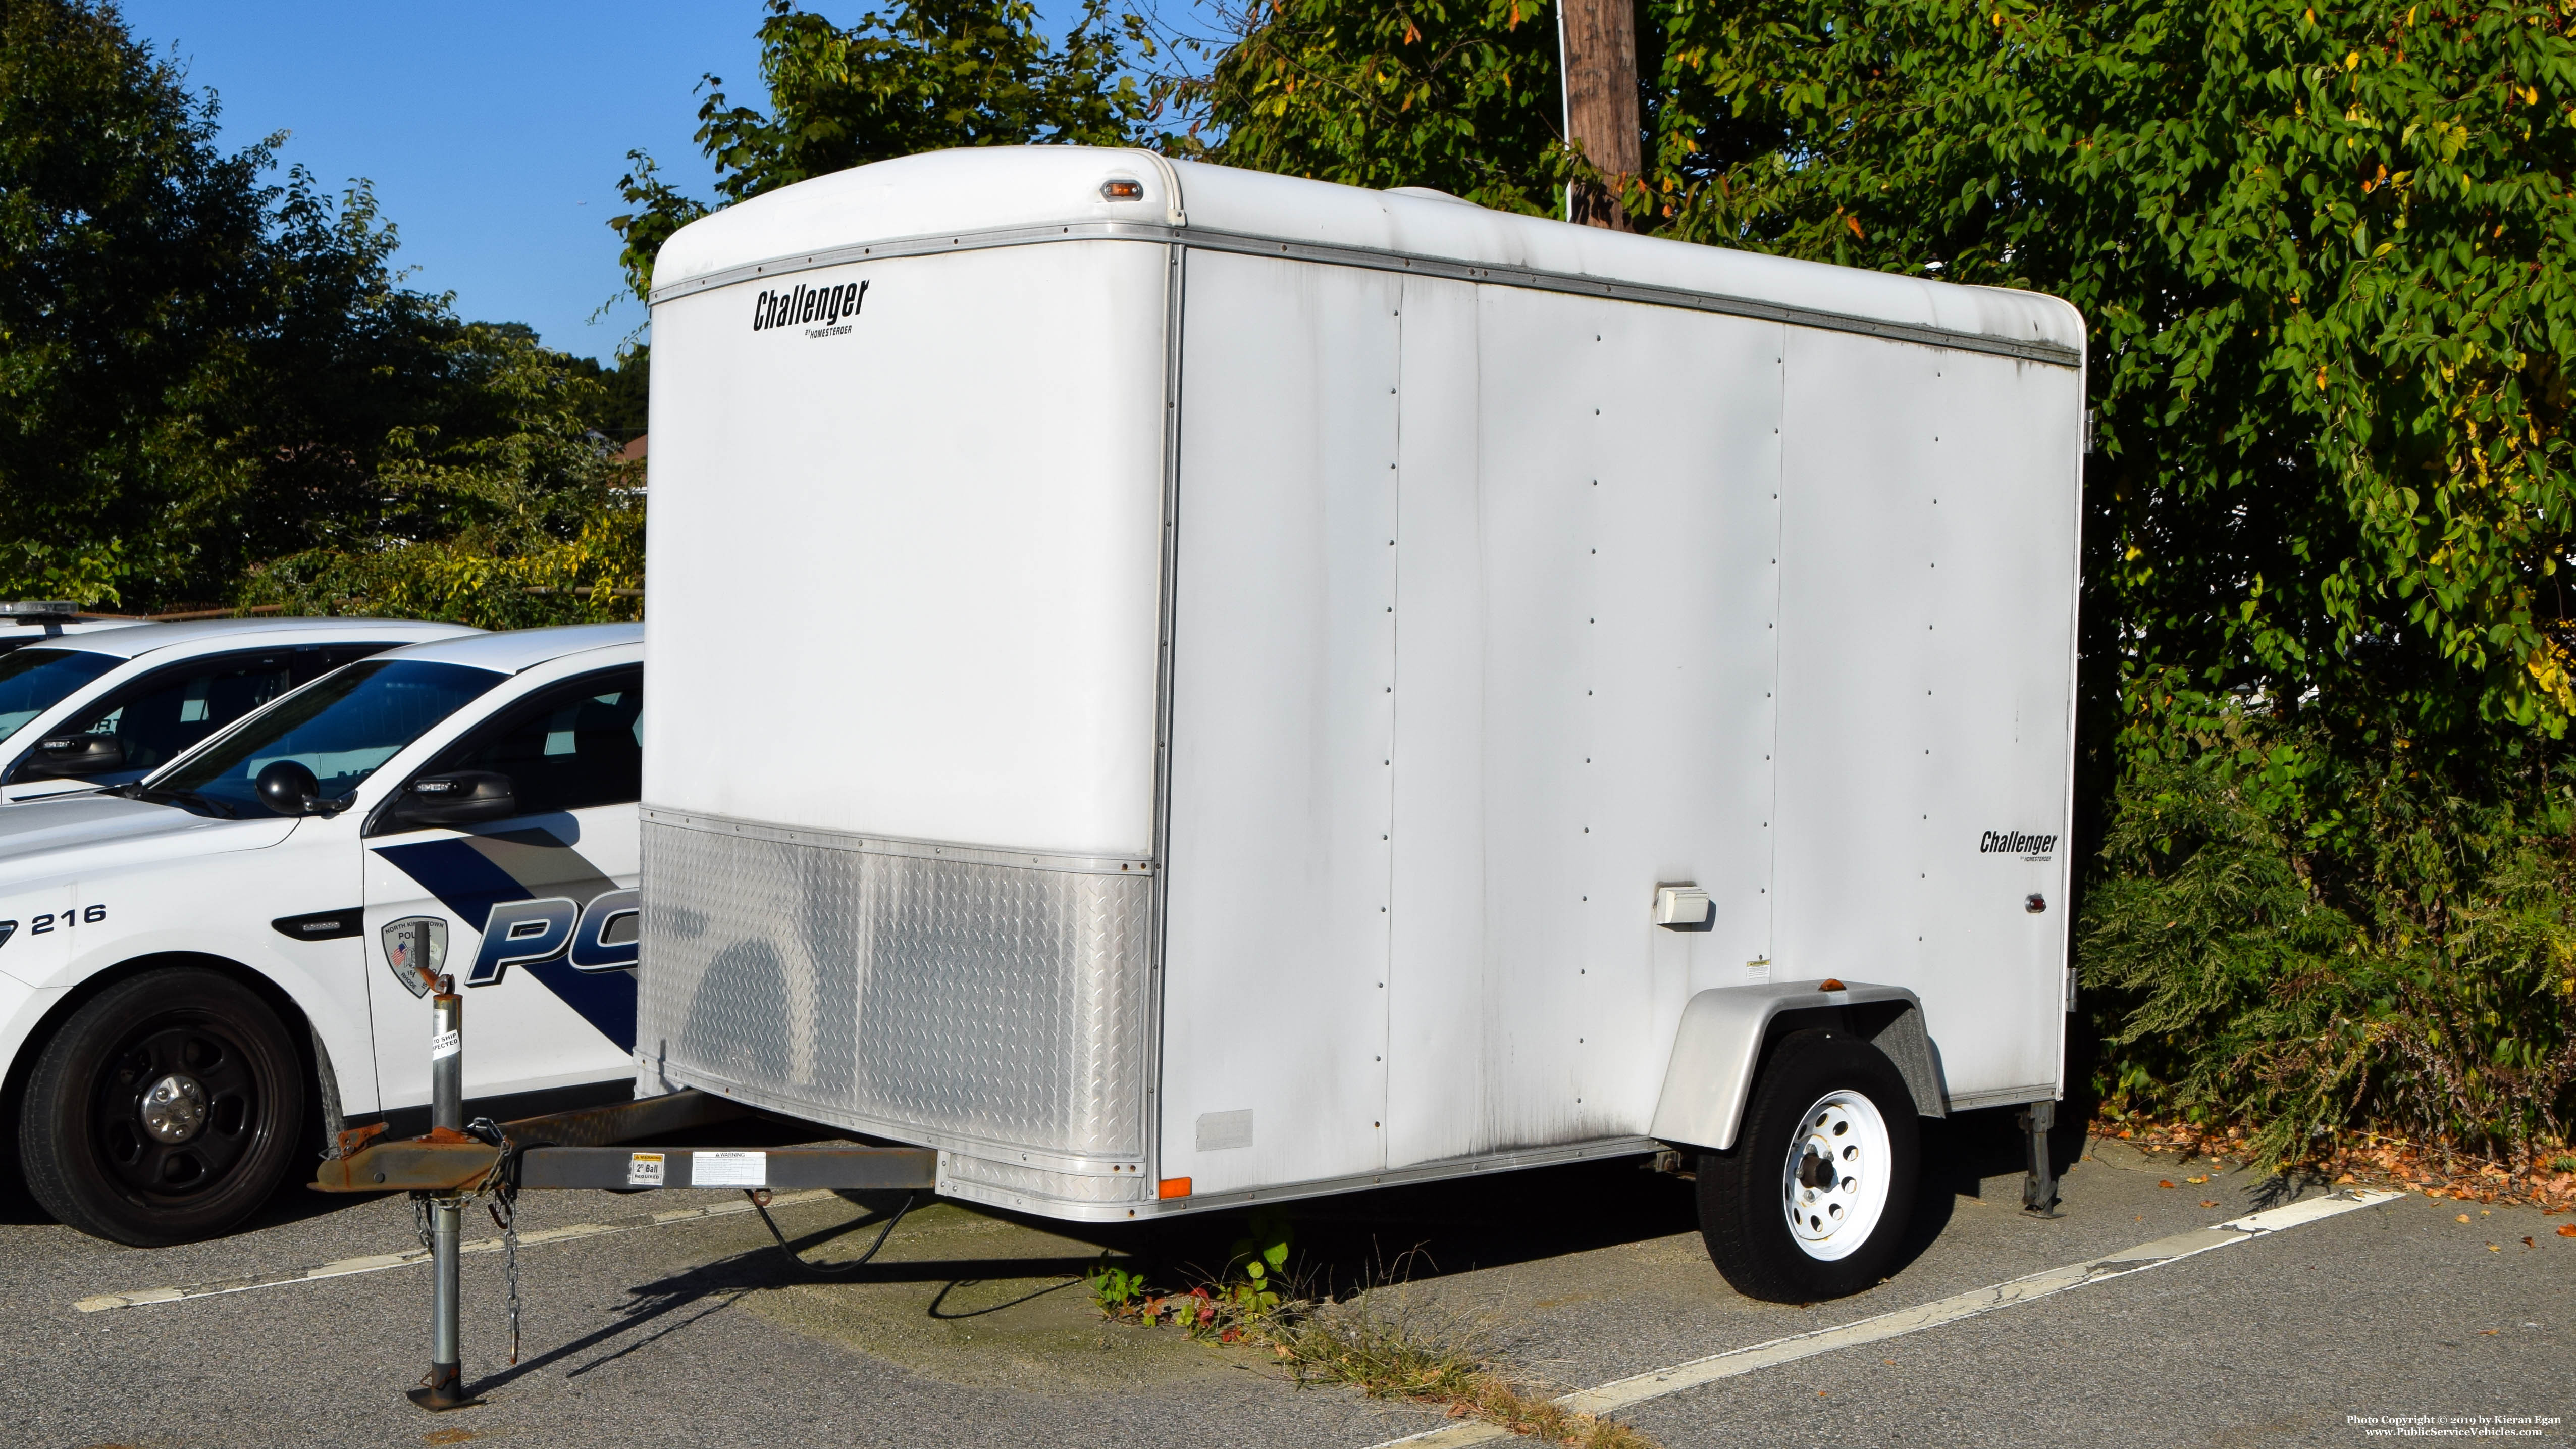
[1649,981,1946,1153]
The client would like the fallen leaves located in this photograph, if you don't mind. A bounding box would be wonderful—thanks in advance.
[2092,1113,2576,1214]
[2558,1224,2575,1237]
[2487,1244,2502,1252]
[2201,1200,2220,1208]
[2524,1237,2537,1248]
[2159,1180,2178,1189]
[2457,1214,2474,1223]
[2186,1175,2210,1185]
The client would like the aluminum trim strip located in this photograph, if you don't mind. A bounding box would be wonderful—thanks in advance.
[936,1135,1668,1223]
[639,805,1154,876]
[650,220,2081,369]
[1945,1083,2061,1112]
[1142,240,1187,1187]
[665,1077,1146,1180]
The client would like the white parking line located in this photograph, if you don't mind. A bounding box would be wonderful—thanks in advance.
[1369,1189,2405,1447]
[72,1188,844,1313]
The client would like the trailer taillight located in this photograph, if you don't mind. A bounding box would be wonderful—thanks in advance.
[1157,1176,1192,1199]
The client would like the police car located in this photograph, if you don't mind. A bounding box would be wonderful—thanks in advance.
[0,601,139,658]
[0,616,482,804]
[0,623,645,1245]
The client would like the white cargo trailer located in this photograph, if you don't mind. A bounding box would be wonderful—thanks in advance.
[635,146,2085,1300]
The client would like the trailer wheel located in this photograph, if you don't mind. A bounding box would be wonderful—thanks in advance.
[17,968,306,1247]
[1696,1028,1919,1302]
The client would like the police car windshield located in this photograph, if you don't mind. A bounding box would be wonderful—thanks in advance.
[155,659,504,815]
[0,648,121,737]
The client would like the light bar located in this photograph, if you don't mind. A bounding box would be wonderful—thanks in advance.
[0,601,81,622]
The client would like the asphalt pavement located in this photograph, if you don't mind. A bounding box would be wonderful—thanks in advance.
[0,1109,2564,1447]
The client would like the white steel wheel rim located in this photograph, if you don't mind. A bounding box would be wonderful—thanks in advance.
[1779,1088,1893,1261]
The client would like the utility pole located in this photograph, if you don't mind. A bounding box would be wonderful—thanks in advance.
[1559,0,1641,230]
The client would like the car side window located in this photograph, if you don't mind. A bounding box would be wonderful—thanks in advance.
[30,643,409,782]
[425,667,643,817]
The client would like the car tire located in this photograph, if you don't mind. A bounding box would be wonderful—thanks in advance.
[1696,1027,1920,1302]
[18,967,307,1247]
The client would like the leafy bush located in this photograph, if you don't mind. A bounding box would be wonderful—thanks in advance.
[2082,702,2576,1167]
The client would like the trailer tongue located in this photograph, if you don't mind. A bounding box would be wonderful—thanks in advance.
[314,975,935,1411]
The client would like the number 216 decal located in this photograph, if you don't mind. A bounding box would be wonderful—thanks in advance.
[0,904,107,945]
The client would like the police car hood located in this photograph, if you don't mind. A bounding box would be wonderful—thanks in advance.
[0,793,297,885]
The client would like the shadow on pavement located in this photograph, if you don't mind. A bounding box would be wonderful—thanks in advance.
[439,1103,2069,1394]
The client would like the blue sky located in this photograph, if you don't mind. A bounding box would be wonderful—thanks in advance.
[116,3,859,363]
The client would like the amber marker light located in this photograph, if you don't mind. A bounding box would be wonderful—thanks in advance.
[1157,1176,1192,1200]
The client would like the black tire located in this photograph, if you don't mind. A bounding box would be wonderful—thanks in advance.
[18,968,307,1247]
[1696,1027,1920,1302]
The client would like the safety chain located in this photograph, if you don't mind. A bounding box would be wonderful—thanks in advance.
[409,1191,436,1255]
[486,1187,521,1365]
[463,1117,523,1366]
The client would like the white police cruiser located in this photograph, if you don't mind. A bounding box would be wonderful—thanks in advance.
[0,623,644,1245]
[0,615,480,804]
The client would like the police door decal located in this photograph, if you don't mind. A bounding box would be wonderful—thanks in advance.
[371,828,638,1051]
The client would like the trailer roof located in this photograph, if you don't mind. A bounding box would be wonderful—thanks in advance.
[650,147,2083,367]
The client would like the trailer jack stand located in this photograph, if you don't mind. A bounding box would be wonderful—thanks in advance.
[406,981,483,1412]
[330,979,938,1412]
[2019,1100,2062,1217]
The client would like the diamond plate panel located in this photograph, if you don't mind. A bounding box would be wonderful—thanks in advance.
[639,816,1153,1161]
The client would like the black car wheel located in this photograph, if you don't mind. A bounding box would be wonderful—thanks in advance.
[19,967,306,1247]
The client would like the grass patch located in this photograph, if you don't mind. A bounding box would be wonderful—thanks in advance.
[1270,1286,1658,1448]
[1089,1243,1658,1448]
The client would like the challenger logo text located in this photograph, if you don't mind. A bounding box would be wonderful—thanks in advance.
[1979,830,2058,860]
[752,278,868,337]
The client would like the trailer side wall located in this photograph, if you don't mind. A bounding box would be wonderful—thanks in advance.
[1157,262,2080,1197]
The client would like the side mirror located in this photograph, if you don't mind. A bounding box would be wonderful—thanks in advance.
[23,734,125,779]
[255,759,322,815]
[387,771,516,830]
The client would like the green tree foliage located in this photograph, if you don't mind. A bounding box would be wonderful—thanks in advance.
[1192,0,2576,1163]
[611,0,1150,300]
[1653,0,2576,749]
[1160,0,1571,212]
[0,0,641,619]
[570,344,650,446]
[0,0,469,608]
[238,325,643,629]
